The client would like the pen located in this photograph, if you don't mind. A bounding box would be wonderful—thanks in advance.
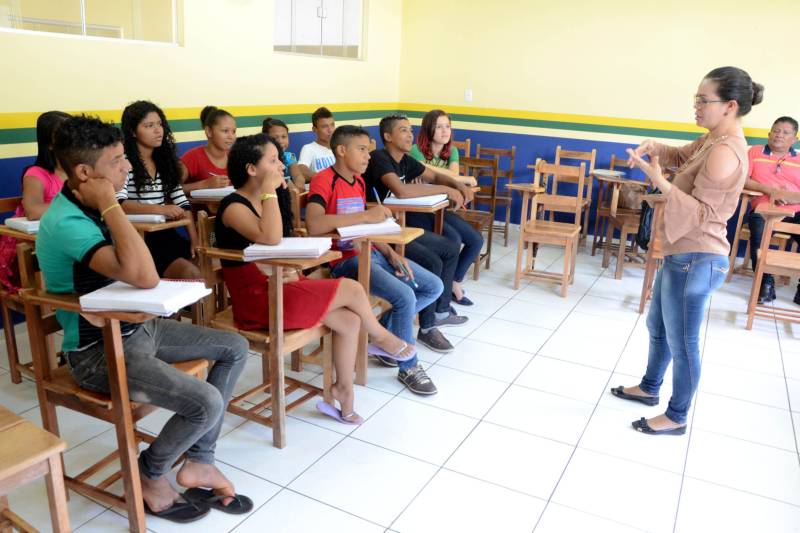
[372,187,382,205]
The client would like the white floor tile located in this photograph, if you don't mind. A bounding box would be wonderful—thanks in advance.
[453,292,512,316]
[21,405,112,451]
[535,502,647,533]
[289,438,437,527]
[291,382,395,435]
[445,421,573,499]
[6,476,107,533]
[788,377,800,413]
[485,385,594,445]
[493,298,573,330]
[700,362,790,410]
[436,338,534,382]
[399,365,508,418]
[539,313,634,370]
[392,469,545,533]
[467,317,552,353]
[686,429,800,506]
[351,396,477,464]
[552,448,682,533]
[675,477,800,533]
[571,295,641,327]
[0,369,38,414]
[215,417,344,486]
[73,509,142,533]
[515,355,611,404]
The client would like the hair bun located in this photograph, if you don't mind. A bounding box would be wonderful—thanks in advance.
[200,105,217,126]
[751,82,764,106]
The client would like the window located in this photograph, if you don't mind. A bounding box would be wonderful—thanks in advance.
[274,0,364,60]
[0,0,181,44]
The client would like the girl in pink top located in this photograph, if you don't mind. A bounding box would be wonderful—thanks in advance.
[0,111,70,291]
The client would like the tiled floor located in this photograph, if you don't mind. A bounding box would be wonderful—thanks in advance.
[2,229,799,533]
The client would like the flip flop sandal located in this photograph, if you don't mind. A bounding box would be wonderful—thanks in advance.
[610,386,659,406]
[144,496,210,523]
[632,417,687,435]
[366,341,416,362]
[316,400,364,425]
[184,487,255,515]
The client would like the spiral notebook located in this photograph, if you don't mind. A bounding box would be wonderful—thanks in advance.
[243,237,332,260]
[79,280,211,316]
[4,217,39,234]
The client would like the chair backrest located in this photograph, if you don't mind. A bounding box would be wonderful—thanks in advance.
[369,138,377,152]
[461,157,499,205]
[452,138,471,158]
[196,211,227,322]
[532,159,586,224]
[290,187,309,235]
[609,154,631,174]
[553,146,596,197]
[476,145,516,182]
[0,196,22,214]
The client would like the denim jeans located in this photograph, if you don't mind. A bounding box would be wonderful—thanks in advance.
[639,253,728,424]
[66,319,248,479]
[331,250,443,371]
[406,211,483,283]
[402,221,460,323]
[747,211,800,273]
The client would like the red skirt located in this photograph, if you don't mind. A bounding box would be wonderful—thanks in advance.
[222,263,340,331]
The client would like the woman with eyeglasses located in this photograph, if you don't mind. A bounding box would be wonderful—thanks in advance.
[610,66,763,435]
[742,116,800,304]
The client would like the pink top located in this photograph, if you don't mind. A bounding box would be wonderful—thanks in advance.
[13,165,65,217]
[653,135,748,257]
[747,144,800,213]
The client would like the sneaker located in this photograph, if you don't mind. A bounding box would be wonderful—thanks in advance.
[371,354,398,368]
[417,328,454,353]
[434,312,469,328]
[398,365,438,395]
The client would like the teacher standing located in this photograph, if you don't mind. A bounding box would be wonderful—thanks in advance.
[611,66,764,435]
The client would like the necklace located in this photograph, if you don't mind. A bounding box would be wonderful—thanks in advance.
[672,135,729,176]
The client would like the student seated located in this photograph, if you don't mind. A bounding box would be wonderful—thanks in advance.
[0,110,70,291]
[306,125,441,395]
[118,100,201,279]
[37,115,251,522]
[365,115,474,352]
[180,106,235,194]
[745,115,800,305]
[410,109,484,306]
[215,133,417,421]
[298,106,336,176]
[263,117,305,190]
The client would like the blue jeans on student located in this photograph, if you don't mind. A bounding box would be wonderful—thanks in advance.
[407,212,484,283]
[331,250,443,371]
[639,253,728,425]
[66,319,248,479]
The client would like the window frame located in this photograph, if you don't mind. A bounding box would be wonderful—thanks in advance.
[273,0,367,61]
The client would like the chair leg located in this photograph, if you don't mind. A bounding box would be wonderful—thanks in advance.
[591,215,604,256]
[615,230,626,280]
[0,302,21,384]
[45,454,70,533]
[322,333,334,405]
[581,206,591,243]
[504,207,511,247]
[602,220,613,268]
[513,232,525,290]
[639,259,656,314]
[746,267,764,330]
[561,240,572,297]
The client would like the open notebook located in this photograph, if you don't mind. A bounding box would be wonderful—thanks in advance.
[243,237,332,261]
[191,186,235,199]
[79,280,210,316]
[383,193,448,207]
[4,217,39,234]
[126,214,166,223]
[337,218,401,240]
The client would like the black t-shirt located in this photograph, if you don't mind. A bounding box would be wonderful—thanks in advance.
[364,149,426,202]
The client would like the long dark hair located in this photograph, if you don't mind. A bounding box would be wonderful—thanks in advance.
[121,100,182,195]
[227,133,294,237]
[24,111,71,177]
[416,109,453,161]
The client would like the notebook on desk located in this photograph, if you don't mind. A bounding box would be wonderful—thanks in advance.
[79,280,211,316]
[191,186,235,199]
[4,217,39,234]
[126,214,167,223]
[383,193,448,207]
[243,237,332,260]
[337,218,401,240]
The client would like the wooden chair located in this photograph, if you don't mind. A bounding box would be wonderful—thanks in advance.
[746,204,800,329]
[452,138,471,158]
[510,160,585,296]
[0,196,29,384]
[638,195,666,313]
[369,138,377,152]
[729,211,793,281]
[17,243,209,533]
[0,404,69,532]
[475,145,516,246]
[599,170,648,280]
[591,155,630,256]
[289,187,309,236]
[196,212,335,448]
[552,146,597,245]
[457,157,499,280]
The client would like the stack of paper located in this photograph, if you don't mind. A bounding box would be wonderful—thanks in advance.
[191,186,235,199]
[383,193,448,207]
[243,237,332,261]
[592,169,626,178]
[79,280,211,316]
[4,217,39,234]
[337,218,401,239]
[126,214,166,223]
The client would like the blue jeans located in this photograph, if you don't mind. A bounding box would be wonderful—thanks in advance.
[331,250,443,371]
[639,253,728,424]
[407,212,483,283]
[66,319,249,479]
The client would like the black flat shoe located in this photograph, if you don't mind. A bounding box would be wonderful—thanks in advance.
[631,417,687,435]
[610,386,659,406]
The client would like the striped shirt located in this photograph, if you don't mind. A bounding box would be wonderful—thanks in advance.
[116,171,190,208]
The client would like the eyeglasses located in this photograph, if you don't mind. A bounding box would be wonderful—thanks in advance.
[693,96,727,106]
